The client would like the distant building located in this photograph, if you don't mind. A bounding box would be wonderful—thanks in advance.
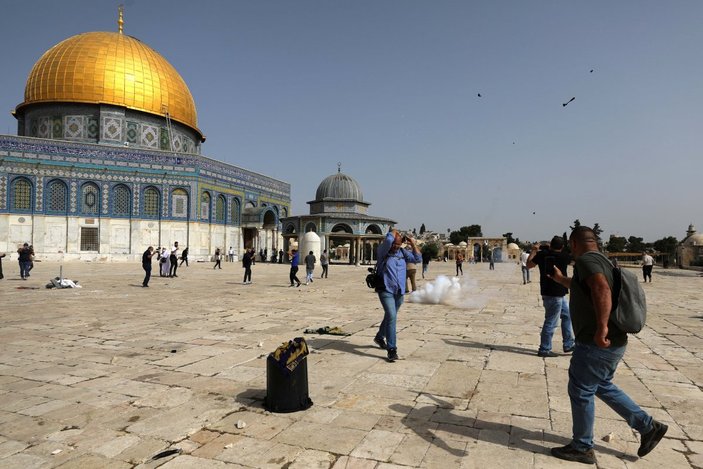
[281,167,395,265]
[677,224,703,268]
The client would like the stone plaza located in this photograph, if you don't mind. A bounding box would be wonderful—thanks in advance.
[0,259,701,468]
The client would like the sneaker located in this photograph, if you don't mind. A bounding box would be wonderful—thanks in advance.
[537,350,559,358]
[387,349,399,362]
[638,420,668,457]
[373,337,387,350]
[551,444,596,465]
[564,346,575,353]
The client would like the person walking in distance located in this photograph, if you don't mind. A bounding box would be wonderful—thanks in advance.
[228,246,234,263]
[179,246,189,267]
[17,243,33,280]
[455,252,464,276]
[373,229,422,362]
[526,236,575,357]
[304,250,316,285]
[421,249,431,279]
[142,246,154,287]
[213,247,222,269]
[289,249,301,287]
[169,242,179,277]
[320,249,329,278]
[242,248,253,284]
[520,249,531,284]
[642,251,654,282]
[548,226,668,464]
[405,240,418,292]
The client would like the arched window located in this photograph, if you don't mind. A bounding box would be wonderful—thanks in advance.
[215,195,226,223]
[80,183,100,215]
[112,184,132,217]
[46,179,68,214]
[282,207,288,218]
[201,191,211,221]
[143,187,161,218]
[11,177,32,211]
[230,198,241,225]
[172,188,189,218]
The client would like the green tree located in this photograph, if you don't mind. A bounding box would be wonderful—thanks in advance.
[502,232,515,244]
[607,235,627,252]
[570,219,581,231]
[449,225,483,244]
[626,236,645,253]
[593,223,603,240]
[653,236,678,261]
[421,241,439,258]
[419,223,426,234]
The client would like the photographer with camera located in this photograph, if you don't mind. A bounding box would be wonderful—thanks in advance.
[527,236,575,357]
[372,229,421,362]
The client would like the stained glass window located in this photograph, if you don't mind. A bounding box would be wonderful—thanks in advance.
[144,187,160,217]
[113,184,131,217]
[172,188,188,218]
[231,198,241,225]
[81,183,99,215]
[12,178,32,211]
[215,195,225,223]
[201,192,210,221]
[47,180,67,213]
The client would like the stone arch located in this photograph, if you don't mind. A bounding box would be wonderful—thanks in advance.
[304,222,317,233]
[10,176,33,212]
[244,200,256,210]
[262,208,277,228]
[365,224,382,235]
[284,223,297,234]
[331,223,353,234]
[282,207,288,217]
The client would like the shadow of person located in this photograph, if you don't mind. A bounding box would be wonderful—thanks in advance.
[389,394,637,462]
[443,338,537,356]
[305,337,385,360]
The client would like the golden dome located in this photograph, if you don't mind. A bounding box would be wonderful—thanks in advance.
[18,31,202,140]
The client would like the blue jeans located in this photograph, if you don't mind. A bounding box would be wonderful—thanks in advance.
[568,342,653,451]
[539,296,575,353]
[19,260,31,279]
[521,266,530,283]
[376,290,404,350]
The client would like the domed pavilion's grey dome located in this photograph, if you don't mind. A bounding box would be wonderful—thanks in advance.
[315,171,364,202]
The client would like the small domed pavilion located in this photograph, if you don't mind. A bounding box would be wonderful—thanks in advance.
[281,165,395,265]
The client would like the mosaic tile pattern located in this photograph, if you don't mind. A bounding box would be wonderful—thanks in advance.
[65,116,85,139]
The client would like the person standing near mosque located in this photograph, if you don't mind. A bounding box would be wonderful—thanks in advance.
[289,249,301,287]
[520,249,531,284]
[169,242,179,277]
[642,251,654,282]
[373,230,421,362]
[455,252,464,276]
[320,249,329,278]
[304,250,316,285]
[213,247,222,269]
[17,243,33,280]
[0,251,6,280]
[228,246,234,263]
[179,246,189,267]
[242,248,253,284]
[160,247,170,277]
[142,246,154,287]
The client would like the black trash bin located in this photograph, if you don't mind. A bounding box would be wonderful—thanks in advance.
[264,338,313,413]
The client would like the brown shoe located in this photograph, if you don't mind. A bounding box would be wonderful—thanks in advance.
[550,444,596,465]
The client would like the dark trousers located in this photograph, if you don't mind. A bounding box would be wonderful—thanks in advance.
[321,264,328,278]
[243,267,252,283]
[456,263,463,275]
[643,265,653,282]
[142,265,151,286]
[169,255,178,277]
[214,259,222,269]
[290,266,300,286]
[179,257,188,267]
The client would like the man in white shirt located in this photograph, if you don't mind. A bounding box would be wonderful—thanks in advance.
[228,246,234,263]
[642,252,654,283]
[520,250,531,285]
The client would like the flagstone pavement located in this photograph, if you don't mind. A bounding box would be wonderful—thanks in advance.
[0,258,702,468]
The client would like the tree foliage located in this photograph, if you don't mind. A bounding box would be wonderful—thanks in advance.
[607,235,627,252]
[653,236,678,255]
[626,236,646,253]
[449,225,483,244]
[421,241,440,258]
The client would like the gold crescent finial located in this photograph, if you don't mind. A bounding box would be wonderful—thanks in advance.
[118,4,124,34]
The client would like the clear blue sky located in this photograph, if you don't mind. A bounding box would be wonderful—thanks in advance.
[1,1,700,243]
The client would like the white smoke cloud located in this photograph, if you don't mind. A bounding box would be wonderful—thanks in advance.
[407,274,485,309]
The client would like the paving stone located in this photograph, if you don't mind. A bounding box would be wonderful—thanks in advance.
[0,261,700,468]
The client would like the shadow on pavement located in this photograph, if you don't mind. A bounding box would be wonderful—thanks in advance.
[443,338,537,357]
